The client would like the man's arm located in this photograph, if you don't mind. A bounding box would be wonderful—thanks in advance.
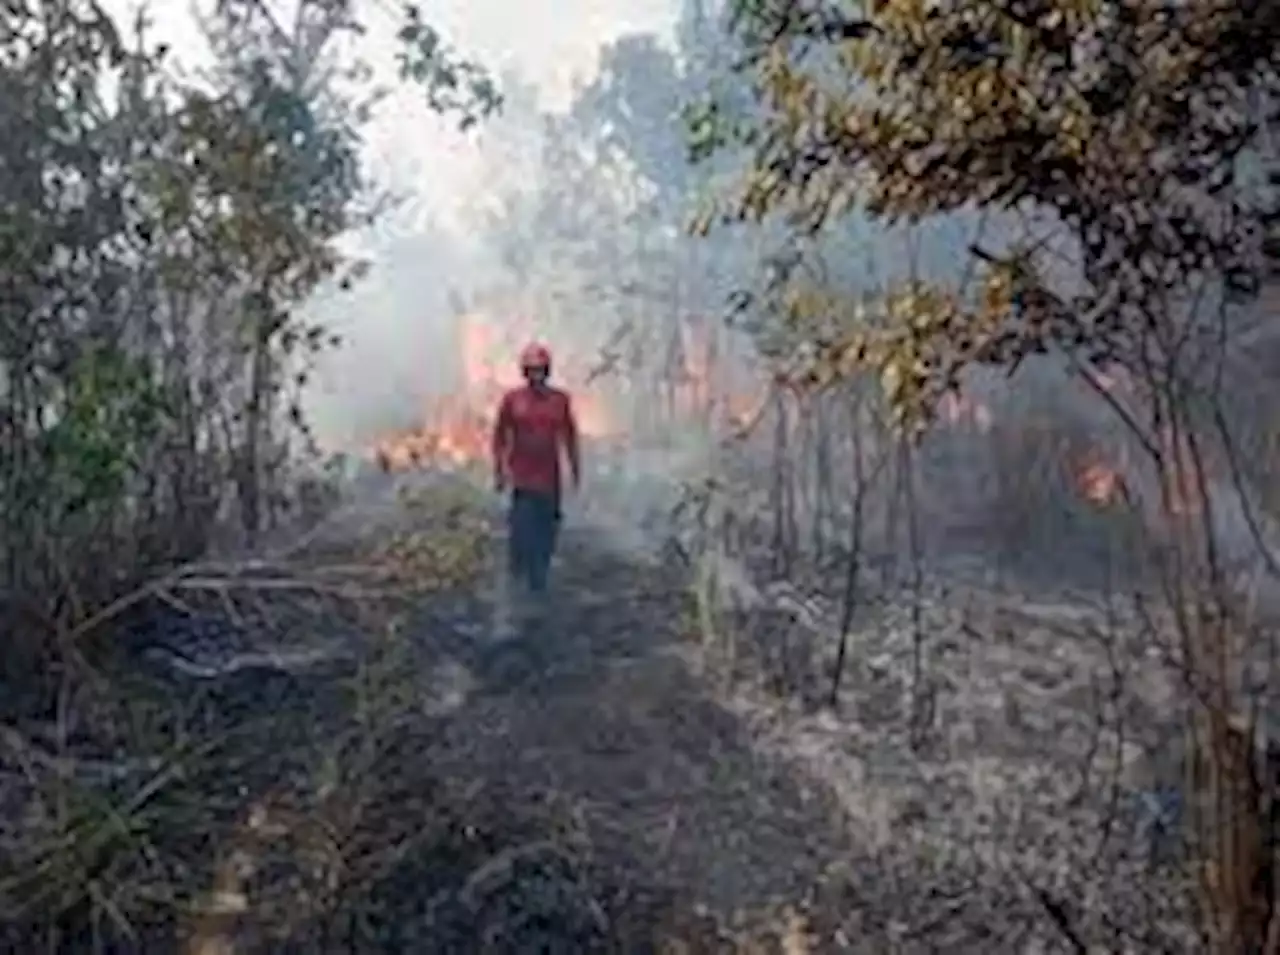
[561,394,580,489]
[491,393,513,489]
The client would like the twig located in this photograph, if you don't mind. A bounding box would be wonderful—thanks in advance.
[459,838,562,903]
[1032,885,1090,954]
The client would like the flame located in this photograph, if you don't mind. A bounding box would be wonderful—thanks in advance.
[724,391,763,428]
[1071,426,1207,517]
[370,312,618,472]
[1072,366,1208,517]
[680,323,765,429]
[1077,456,1124,506]
[367,314,770,471]
[574,396,614,437]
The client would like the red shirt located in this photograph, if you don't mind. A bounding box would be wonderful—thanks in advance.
[492,385,579,495]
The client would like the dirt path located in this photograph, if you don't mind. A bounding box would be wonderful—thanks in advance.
[402,525,859,948]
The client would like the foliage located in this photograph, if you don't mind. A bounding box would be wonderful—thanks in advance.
[0,0,498,652]
[369,482,491,592]
[43,347,170,515]
[697,0,1280,429]
[461,2,766,428]
[568,34,691,211]
[691,2,1280,951]
[396,2,502,129]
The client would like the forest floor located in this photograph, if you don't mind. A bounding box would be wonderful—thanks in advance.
[1,470,1206,952]
[0,475,866,953]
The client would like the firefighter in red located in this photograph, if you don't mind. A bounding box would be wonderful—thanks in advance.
[491,342,580,594]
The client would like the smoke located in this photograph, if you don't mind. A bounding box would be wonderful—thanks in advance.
[290,0,1280,597]
[293,0,680,453]
[291,11,746,561]
[287,1,983,563]
[304,231,466,454]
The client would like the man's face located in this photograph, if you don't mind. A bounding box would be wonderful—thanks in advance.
[523,364,549,388]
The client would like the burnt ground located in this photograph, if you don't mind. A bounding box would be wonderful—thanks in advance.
[410,534,859,948]
[693,553,1206,952]
[0,481,861,953]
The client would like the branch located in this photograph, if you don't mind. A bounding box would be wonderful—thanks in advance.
[1032,885,1089,954]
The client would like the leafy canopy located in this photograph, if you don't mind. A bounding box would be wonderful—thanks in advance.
[696,0,1280,428]
[397,2,501,129]
[0,0,502,576]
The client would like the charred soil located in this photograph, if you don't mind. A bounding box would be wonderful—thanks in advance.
[0,482,859,952]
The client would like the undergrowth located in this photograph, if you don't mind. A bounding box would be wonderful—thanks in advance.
[2,479,838,952]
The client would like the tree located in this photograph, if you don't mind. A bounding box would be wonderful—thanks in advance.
[697,0,1280,950]
[701,0,1278,415]
[0,0,499,679]
[568,34,691,214]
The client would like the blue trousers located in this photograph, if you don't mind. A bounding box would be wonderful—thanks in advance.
[507,488,561,593]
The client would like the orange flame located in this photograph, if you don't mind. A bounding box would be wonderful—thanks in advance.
[1071,427,1207,517]
[368,315,771,471]
[1077,457,1124,506]
[679,323,765,429]
[371,312,618,472]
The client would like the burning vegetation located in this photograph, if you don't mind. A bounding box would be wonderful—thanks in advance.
[369,312,763,473]
[369,312,619,472]
[366,307,1183,541]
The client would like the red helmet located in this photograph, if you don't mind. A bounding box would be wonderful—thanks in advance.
[519,342,552,369]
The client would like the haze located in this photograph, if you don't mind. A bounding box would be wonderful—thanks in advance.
[105,0,680,452]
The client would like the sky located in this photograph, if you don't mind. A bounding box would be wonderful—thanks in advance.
[358,0,680,235]
[99,0,681,450]
[106,0,680,234]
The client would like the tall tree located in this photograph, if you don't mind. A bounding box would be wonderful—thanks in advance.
[0,0,499,632]
[569,34,690,214]
[697,1,1280,950]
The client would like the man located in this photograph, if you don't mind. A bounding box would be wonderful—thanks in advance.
[491,342,580,597]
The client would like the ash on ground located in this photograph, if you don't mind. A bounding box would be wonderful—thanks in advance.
[690,553,1208,951]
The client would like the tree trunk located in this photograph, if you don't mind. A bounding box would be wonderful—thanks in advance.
[239,304,273,548]
[1193,705,1279,954]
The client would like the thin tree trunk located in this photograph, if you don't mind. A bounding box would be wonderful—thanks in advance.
[902,439,929,749]
[771,389,794,577]
[813,396,832,563]
[240,301,272,548]
[830,390,868,708]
